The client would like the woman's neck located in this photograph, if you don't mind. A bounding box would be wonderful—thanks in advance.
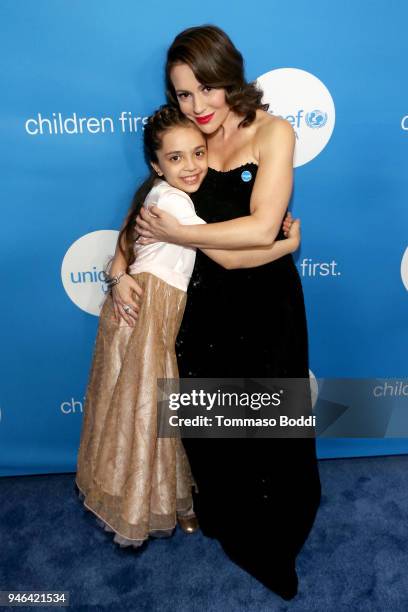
[207,110,258,170]
[207,109,244,144]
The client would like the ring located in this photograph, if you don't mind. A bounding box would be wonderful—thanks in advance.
[123,304,131,313]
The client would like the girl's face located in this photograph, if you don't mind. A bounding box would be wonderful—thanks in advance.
[170,63,230,135]
[152,125,208,193]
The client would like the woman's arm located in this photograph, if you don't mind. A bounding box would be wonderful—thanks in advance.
[136,118,295,249]
[203,220,300,269]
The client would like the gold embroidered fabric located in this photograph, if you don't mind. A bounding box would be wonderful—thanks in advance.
[76,272,193,543]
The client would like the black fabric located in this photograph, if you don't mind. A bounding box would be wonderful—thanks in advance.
[176,163,321,600]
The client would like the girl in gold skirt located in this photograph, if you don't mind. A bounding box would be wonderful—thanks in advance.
[76,104,301,548]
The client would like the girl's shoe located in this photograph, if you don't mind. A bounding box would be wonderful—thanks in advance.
[178,514,199,534]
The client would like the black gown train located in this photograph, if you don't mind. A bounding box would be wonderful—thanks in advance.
[176,163,321,600]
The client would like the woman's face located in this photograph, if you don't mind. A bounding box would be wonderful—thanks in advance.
[170,63,230,135]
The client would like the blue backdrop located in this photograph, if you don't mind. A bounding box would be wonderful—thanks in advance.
[1,1,407,476]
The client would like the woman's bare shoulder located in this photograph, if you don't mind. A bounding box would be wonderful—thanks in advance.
[253,110,295,158]
[255,109,294,138]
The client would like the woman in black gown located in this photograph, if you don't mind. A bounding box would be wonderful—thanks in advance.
[174,163,320,600]
[125,25,320,600]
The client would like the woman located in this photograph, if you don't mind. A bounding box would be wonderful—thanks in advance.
[111,25,321,600]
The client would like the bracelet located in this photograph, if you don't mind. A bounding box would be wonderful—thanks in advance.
[105,271,126,289]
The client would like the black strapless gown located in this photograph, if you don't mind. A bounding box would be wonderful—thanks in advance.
[176,163,321,600]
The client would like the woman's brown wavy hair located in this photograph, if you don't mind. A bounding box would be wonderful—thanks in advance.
[165,25,268,128]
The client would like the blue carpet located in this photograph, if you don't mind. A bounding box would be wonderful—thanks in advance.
[1,455,408,611]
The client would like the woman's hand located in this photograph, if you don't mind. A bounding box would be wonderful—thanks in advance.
[110,273,143,326]
[282,211,293,237]
[287,218,301,250]
[135,205,183,245]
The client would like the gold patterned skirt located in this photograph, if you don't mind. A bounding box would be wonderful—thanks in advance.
[76,272,194,546]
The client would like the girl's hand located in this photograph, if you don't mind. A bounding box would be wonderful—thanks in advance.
[135,205,182,245]
[287,218,301,250]
[282,211,293,237]
[110,273,143,326]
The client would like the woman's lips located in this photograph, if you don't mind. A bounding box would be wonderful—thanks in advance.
[196,113,214,125]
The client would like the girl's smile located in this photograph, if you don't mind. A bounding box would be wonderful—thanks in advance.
[151,125,208,193]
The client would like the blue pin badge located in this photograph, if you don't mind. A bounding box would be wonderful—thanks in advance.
[241,169,252,183]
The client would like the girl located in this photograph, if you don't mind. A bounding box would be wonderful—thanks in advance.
[75,104,301,549]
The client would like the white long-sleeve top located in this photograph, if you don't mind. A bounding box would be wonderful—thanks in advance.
[128,179,206,292]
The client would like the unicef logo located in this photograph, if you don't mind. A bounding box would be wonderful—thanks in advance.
[401,247,408,291]
[305,110,328,129]
[256,68,335,167]
[241,170,252,182]
[61,230,119,316]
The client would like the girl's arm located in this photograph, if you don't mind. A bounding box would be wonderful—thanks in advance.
[109,217,143,325]
[202,220,300,269]
[110,238,127,275]
[136,118,295,249]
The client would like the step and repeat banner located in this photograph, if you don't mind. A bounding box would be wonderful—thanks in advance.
[0,1,407,475]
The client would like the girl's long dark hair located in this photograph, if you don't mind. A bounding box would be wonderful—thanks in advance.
[117,104,196,269]
[165,25,268,128]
